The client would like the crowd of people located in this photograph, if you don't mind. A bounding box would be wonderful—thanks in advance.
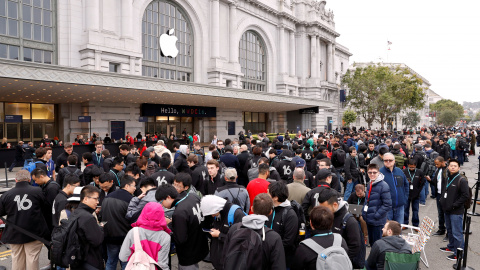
[0,125,478,270]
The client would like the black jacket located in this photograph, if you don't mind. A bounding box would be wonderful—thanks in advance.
[171,192,209,266]
[301,183,331,221]
[99,184,119,207]
[190,165,208,192]
[366,235,411,270]
[207,202,245,270]
[174,153,190,173]
[57,165,83,188]
[275,159,296,182]
[437,143,451,160]
[403,168,425,200]
[0,181,50,244]
[121,153,137,166]
[332,204,363,267]
[265,202,299,262]
[70,203,104,269]
[331,149,346,168]
[55,151,81,172]
[440,172,470,215]
[82,163,98,187]
[291,230,349,270]
[107,168,125,187]
[203,173,225,195]
[347,192,366,207]
[219,153,240,171]
[344,156,360,181]
[150,169,175,186]
[100,189,133,245]
[237,151,250,186]
[52,191,69,226]
[41,179,61,232]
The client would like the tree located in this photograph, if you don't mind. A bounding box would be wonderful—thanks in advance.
[402,112,420,129]
[342,63,426,130]
[436,109,458,126]
[475,111,480,121]
[342,109,357,127]
[430,99,464,126]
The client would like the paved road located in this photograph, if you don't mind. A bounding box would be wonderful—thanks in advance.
[0,149,479,269]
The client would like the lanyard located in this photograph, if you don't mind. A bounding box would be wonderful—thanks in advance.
[270,210,276,229]
[95,153,102,166]
[407,169,416,183]
[314,232,333,237]
[110,170,120,186]
[357,198,362,205]
[367,182,373,204]
[446,174,459,190]
[175,193,189,206]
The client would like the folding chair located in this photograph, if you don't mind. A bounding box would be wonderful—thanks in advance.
[401,216,435,268]
[384,252,421,270]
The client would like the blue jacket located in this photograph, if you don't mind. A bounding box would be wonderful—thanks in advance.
[363,174,392,226]
[380,166,409,208]
[219,152,240,171]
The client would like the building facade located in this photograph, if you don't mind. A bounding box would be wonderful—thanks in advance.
[0,0,351,143]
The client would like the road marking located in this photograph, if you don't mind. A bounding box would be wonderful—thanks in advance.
[0,252,11,258]
[0,250,11,255]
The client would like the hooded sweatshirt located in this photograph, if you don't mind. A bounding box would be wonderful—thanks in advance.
[154,145,173,164]
[225,215,286,270]
[173,145,190,173]
[119,202,171,270]
[362,174,392,226]
[366,235,411,270]
[265,199,299,261]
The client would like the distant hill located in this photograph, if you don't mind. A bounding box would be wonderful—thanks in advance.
[463,102,480,110]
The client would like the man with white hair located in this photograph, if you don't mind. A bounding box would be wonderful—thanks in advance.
[379,152,409,224]
[154,140,173,164]
[287,168,310,203]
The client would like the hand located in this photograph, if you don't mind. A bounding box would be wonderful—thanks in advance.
[426,176,431,182]
[348,179,353,183]
[360,169,365,173]
[60,164,64,169]
[138,192,146,199]
[165,217,172,224]
[95,208,101,215]
[210,229,220,238]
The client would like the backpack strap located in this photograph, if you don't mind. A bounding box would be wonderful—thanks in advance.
[133,227,143,252]
[228,205,242,226]
[342,212,353,230]
[301,238,326,254]
[332,233,342,247]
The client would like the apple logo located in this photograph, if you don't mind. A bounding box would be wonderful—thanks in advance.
[159,28,179,58]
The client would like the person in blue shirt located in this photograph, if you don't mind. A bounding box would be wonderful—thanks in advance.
[379,153,409,224]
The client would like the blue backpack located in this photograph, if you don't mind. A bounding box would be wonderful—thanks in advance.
[228,205,246,226]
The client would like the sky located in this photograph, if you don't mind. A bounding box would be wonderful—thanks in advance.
[326,0,480,105]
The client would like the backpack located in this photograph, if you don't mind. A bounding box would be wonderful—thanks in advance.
[281,200,306,246]
[332,149,346,167]
[50,217,87,268]
[341,212,366,268]
[460,172,473,209]
[23,160,44,173]
[125,227,160,270]
[300,233,352,270]
[226,188,244,211]
[223,226,271,270]
[227,204,246,226]
[393,153,406,169]
[420,154,436,178]
[458,138,469,150]
[65,168,82,178]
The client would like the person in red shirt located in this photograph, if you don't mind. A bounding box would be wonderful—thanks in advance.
[246,163,271,214]
[125,132,134,145]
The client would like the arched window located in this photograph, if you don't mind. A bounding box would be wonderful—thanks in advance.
[0,0,55,64]
[239,31,267,92]
[142,0,193,81]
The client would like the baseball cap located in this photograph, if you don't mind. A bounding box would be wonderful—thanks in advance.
[295,159,306,168]
[224,168,237,181]
[316,169,331,181]
[67,186,84,202]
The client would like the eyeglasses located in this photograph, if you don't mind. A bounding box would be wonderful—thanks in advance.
[218,144,223,146]
[87,196,99,201]
[383,159,395,162]
[367,171,379,175]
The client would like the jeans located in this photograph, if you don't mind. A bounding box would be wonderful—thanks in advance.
[445,213,464,254]
[344,180,357,201]
[404,198,420,226]
[457,150,464,166]
[451,149,456,159]
[106,244,127,270]
[387,205,405,224]
[420,183,428,204]
[430,182,436,198]
[367,224,383,246]
[436,196,446,232]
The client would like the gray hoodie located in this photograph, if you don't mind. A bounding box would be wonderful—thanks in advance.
[366,235,411,270]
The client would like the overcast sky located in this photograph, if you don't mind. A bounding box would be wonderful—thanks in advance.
[327,0,480,105]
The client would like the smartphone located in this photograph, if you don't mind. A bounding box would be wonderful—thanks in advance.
[202,228,212,233]
[100,221,108,226]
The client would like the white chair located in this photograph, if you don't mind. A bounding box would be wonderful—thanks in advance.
[401,216,435,268]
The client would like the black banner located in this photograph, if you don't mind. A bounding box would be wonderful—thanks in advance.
[78,116,91,122]
[299,107,319,114]
[142,104,216,117]
[5,115,22,123]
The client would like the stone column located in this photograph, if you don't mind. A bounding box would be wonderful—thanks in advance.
[129,56,135,74]
[121,0,133,38]
[327,42,333,82]
[85,0,100,31]
[229,3,237,63]
[310,35,317,78]
[278,26,285,74]
[211,0,220,58]
[289,30,295,77]
[331,43,336,83]
[94,50,102,70]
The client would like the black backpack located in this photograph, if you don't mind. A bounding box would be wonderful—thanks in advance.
[460,172,473,209]
[50,217,87,268]
[226,188,245,212]
[223,226,271,270]
[65,168,82,177]
[420,154,436,178]
[281,200,306,246]
[332,149,346,167]
[341,212,366,269]
[458,138,469,150]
